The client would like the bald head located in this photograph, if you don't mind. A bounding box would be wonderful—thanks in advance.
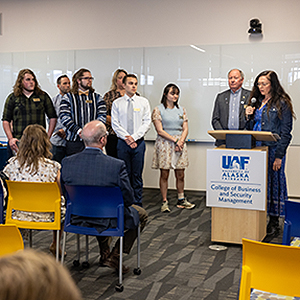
[81,120,107,148]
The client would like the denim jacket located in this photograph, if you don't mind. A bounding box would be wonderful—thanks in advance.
[246,100,293,159]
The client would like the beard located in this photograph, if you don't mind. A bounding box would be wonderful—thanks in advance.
[79,82,92,91]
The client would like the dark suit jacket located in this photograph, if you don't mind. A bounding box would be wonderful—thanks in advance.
[61,147,139,231]
[211,88,251,145]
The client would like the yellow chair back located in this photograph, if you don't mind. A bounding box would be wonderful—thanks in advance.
[0,224,24,256]
[5,181,61,230]
[239,238,300,299]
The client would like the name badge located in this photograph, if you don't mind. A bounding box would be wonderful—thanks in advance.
[85,100,92,104]
[33,98,40,102]
[134,108,140,112]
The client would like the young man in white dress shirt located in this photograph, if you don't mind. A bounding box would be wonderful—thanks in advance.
[111,74,151,206]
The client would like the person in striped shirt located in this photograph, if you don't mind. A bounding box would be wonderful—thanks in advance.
[60,68,106,156]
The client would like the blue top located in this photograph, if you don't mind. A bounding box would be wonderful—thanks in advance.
[157,103,185,136]
[246,99,293,159]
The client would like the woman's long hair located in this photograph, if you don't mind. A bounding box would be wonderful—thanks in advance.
[110,69,127,91]
[13,69,44,97]
[161,83,180,109]
[16,124,52,174]
[249,70,296,119]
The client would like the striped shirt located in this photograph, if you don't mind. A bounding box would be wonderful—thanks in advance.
[60,91,106,141]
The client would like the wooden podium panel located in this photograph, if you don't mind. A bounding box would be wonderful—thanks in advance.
[211,206,266,244]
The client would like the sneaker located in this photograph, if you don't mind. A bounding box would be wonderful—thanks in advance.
[177,198,195,209]
[161,201,171,212]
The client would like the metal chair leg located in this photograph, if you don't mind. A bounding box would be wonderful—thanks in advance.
[56,230,59,262]
[82,235,90,268]
[134,224,141,275]
[72,234,81,267]
[115,236,124,292]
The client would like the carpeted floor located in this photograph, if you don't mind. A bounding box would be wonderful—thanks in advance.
[29,188,283,300]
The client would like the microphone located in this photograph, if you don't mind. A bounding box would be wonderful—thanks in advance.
[250,97,257,107]
[247,97,256,120]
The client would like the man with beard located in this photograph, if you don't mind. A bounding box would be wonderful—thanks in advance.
[60,68,106,156]
[2,68,57,158]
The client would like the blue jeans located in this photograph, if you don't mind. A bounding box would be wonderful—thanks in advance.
[117,138,145,206]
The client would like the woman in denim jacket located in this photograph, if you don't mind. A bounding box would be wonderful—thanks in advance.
[245,70,296,236]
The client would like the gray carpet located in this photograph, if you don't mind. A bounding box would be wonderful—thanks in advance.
[28,189,283,300]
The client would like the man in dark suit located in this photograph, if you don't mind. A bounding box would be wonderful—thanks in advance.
[61,120,148,273]
[211,69,251,146]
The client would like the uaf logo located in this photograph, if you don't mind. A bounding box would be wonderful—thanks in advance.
[222,155,250,170]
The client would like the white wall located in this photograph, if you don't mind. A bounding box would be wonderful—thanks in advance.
[1,0,300,196]
[1,0,300,52]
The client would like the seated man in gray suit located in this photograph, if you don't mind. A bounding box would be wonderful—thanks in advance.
[211,69,251,146]
[61,120,148,273]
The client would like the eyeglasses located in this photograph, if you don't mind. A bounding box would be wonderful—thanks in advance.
[257,82,270,87]
[80,77,94,81]
[100,131,109,139]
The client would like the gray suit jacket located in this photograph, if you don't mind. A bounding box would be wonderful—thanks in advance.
[211,88,251,145]
[61,147,139,231]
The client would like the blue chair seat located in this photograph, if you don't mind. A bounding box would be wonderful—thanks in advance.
[282,200,300,246]
[61,185,141,292]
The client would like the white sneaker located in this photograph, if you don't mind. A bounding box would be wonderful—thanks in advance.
[161,201,171,212]
[177,198,195,209]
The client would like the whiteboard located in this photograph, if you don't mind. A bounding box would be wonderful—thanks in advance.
[0,42,299,144]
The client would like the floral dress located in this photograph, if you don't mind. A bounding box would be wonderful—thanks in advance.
[3,157,62,222]
[152,104,189,170]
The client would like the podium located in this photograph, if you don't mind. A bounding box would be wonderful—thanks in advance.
[206,130,278,244]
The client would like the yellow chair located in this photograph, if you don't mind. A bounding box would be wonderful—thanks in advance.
[0,224,24,256]
[5,181,61,260]
[239,238,300,299]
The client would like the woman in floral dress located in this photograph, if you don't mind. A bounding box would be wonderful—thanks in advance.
[152,83,195,212]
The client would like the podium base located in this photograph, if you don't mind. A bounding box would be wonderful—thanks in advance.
[226,134,256,149]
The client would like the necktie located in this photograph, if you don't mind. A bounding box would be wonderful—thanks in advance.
[127,98,134,135]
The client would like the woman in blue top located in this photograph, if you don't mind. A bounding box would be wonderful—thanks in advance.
[245,70,295,235]
[152,83,195,212]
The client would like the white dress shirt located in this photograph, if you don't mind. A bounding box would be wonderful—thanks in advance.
[111,93,151,141]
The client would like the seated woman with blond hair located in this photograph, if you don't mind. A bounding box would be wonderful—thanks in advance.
[3,124,64,256]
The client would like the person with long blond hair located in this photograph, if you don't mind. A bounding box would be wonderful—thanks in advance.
[3,124,64,256]
[103,69,128,158]
[2,69,57,159]
[0,249,82,300]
